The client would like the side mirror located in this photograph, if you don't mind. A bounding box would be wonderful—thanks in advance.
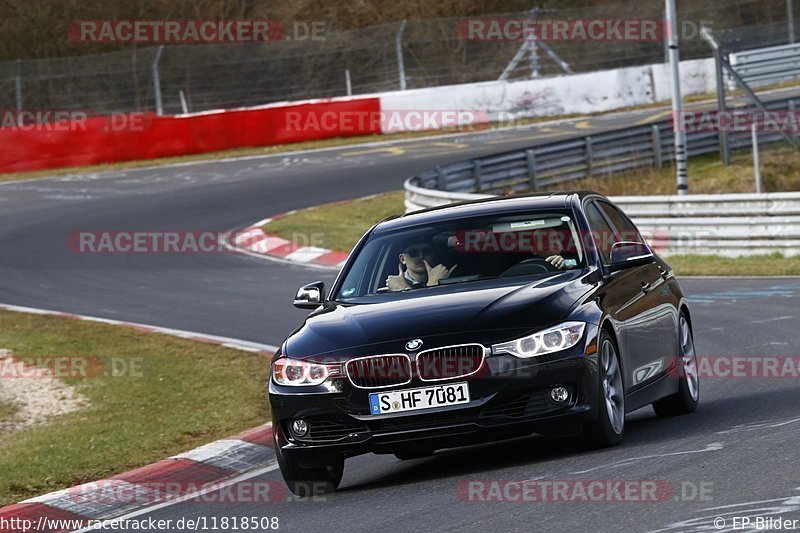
[293,281,325,309]
[608,241,654,272]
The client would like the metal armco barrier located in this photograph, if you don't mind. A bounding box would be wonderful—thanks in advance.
[405,177,800,258]
[729,43,800,88]
[408,96,800,199]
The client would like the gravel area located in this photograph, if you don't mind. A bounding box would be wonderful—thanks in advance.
[0,349,88,434]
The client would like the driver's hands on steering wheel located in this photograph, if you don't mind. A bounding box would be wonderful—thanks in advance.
[545,255,565,270]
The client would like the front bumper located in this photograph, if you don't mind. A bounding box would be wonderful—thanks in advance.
[269,348,600,465]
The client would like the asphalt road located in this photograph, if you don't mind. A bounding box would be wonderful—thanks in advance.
[135,277,800,533]
[1,92,800,532]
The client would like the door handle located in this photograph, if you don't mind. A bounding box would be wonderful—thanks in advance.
[641,281,652,294]
[659,267,670,280]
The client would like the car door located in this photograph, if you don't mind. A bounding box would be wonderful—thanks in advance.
[584,199,664,393]
[595,200,677,389]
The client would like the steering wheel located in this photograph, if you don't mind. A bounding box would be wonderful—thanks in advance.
[499,257,556,277]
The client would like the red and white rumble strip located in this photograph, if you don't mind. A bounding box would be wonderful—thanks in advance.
[0,303,280,531]
[229,214,349,269]
[0,424,276,532]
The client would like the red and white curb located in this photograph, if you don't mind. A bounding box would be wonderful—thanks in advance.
[0,303,282,532]
[229,214,348,270]
[0,303,278,354]
[0,424,278,532]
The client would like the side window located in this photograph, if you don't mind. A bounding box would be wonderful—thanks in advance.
[584,202,615,264]
[597,201,645,245]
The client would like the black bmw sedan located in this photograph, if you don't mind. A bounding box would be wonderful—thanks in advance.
[269,191,699,495]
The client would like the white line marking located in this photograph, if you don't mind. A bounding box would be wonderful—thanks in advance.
[246,235,291,254]
[71,463,281,532]
[222,228,339,271]
[173,439,257,464]
[751,315,795,324]
[716,417,800,434]
[284,246,329,263]
[570,442,723,475]
[699,495,800,512]
[0,302,278,354]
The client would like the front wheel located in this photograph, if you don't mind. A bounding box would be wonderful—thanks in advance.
[653,313,699,417]
[275,445,344,496]
[581,330,625,449]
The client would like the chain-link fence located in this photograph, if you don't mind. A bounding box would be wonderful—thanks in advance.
[0,0,797,116]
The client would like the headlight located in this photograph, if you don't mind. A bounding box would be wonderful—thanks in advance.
[491,322,586,358]
[272,357,340,386]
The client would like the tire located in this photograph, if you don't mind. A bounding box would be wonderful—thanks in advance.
[653,312,700,417]
[581,329,625,449]
[275,445,344,496]
[394,449,435,460]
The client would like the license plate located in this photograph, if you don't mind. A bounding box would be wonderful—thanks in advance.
[369,382,470,415]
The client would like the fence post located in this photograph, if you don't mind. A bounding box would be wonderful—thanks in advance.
[652,125,663,168]
[752,122,763,193]
[526,149,538,190]
[14,59,23,122]
[585,136,593,177]
[178,90,189,114]
[436,166,447,191]
[711,42,730,165]
[473,160,483,192]
[152,45,165,116]
[345,68,352,96]
[395,20,407,91]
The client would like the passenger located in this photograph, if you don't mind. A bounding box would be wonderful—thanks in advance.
[386,239,457,291]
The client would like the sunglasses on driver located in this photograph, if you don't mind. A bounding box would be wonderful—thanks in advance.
[403,246,433,258]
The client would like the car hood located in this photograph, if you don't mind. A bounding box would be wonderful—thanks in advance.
[285,271,595,359]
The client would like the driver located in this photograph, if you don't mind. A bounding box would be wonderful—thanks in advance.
[537,228,569,270]
[386,239,457,291]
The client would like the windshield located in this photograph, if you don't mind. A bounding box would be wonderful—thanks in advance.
[334,208,586,301]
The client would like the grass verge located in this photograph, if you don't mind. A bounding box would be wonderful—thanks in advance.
[0,310,269,505]
[0,400,20,424]
[540,146,800,196]
[264,191,406,252]
[262,191,800,276]
[663,253,800,276]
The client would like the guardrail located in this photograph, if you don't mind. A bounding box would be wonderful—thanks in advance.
[729,43,800,88]
[405,178,800,256]
[405,119,800,257]
[409,96,800,199]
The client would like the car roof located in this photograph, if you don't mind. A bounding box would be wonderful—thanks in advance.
[374,190,605,233]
